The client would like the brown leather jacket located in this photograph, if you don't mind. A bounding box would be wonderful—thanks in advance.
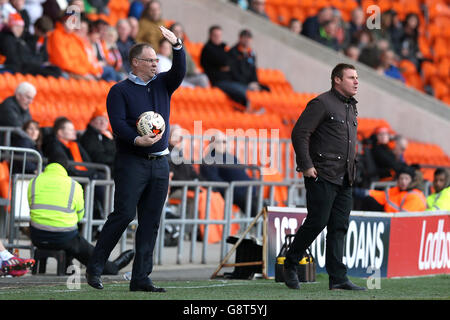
[291,88,358,186]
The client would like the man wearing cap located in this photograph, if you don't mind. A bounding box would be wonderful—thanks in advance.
[80,108,116,172]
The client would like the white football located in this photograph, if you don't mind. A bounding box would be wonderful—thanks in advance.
[136,111,166,136]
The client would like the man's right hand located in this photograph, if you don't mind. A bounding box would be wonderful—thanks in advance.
[303,167,318,178]
[134,133,162,147]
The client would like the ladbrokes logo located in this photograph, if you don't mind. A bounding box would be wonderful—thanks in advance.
[418,219,450,270]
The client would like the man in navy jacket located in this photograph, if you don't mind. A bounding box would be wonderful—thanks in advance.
[86,26,186,292]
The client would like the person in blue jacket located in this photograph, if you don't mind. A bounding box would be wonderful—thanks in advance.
[86,26,186,292]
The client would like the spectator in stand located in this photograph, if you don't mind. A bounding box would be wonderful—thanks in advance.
[116,18,135,73]
[287,18,302,35]
[10,0,30,35]
[169,22,209,88]
[47,12,105,80]
[345,7,365,48]
[427,168,450,211]
[200,131,259,217]
[128,0,150,19]
[392,135,408,163]
[386,10,403,55]
[228,29,269,93]
[301,6,333,42]
[0,12,61,77]
[0,239,34,277]
[136,0,164,51]
[43,116,94,178]
[104,25,126,78]
[370,126,410,181]
[201,25,256,112]
[316,19,340,51]
[0,81,34,128]
[398,13,423,70]
[344,45,360,61]
[247,0,268,19]
[11,120,43,174]
[80,108,116,173]
[24,0,45,26]
[156,37,171,73]
[127,16,139,41]
[376,49,405,82]
[354,168,427,212]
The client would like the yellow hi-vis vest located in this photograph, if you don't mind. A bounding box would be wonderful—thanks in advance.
[427,186,450,211]
[28,163,85,232]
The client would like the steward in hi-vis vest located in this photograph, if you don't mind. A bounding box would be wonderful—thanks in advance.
[28,162,84,233]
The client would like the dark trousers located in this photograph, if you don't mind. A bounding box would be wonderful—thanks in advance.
[31,233,119,275]
[87,153,169,285]
[285,176,352,285]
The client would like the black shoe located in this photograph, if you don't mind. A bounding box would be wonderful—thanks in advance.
[283,263,300,289]
[113,250,135,270]
[130,282,166,292]
[86,272,103,290]
[329,280,366,291]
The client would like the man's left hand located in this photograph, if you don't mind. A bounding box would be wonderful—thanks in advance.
[159,25,178,46]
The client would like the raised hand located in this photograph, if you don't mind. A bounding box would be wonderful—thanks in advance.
[159,25,178,46]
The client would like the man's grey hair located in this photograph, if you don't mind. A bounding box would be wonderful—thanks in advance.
[15,82,37,97]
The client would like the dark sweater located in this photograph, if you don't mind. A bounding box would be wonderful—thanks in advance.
[106,47,186,156]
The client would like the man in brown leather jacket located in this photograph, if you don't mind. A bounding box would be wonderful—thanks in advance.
[284,63,365,291]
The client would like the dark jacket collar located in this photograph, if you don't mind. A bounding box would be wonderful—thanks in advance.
[331,87,358,105]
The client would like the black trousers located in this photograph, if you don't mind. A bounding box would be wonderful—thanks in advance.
[285,176,352,285]
[31,233,118,275]
[87,153,169,285]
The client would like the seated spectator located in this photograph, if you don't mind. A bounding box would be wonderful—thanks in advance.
[0,239,34,277]
[42,0,67,24]
[0,12,61,77]
[301,6,333,41]
[103,25,126,78]
[127,16,139,41]
[156,37,172,73]
[47,12,104,80]
[43,116,94,178]
[371,126,410,181]
[398,13,423,70]
[11,120,43,174]
[25,15,53,63]
[0,81,34,127]
[392,135,408,163]
[128,0,150,19]
[169,22,209,88]
[316,19,340,52]
[136,0,164,51]
[228,29,270,93]
[376,49,405,82]
[88,19,123,81]
[28,152,134,275]
[200,131,259,217]
[344,7,365,47]
[116,18,135,73]
[427,168,450,211]
[247,0,268,19]
[287,18,302,35]
[80,108,116,172]
[200,25,255,112]
[355,168,427,212]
